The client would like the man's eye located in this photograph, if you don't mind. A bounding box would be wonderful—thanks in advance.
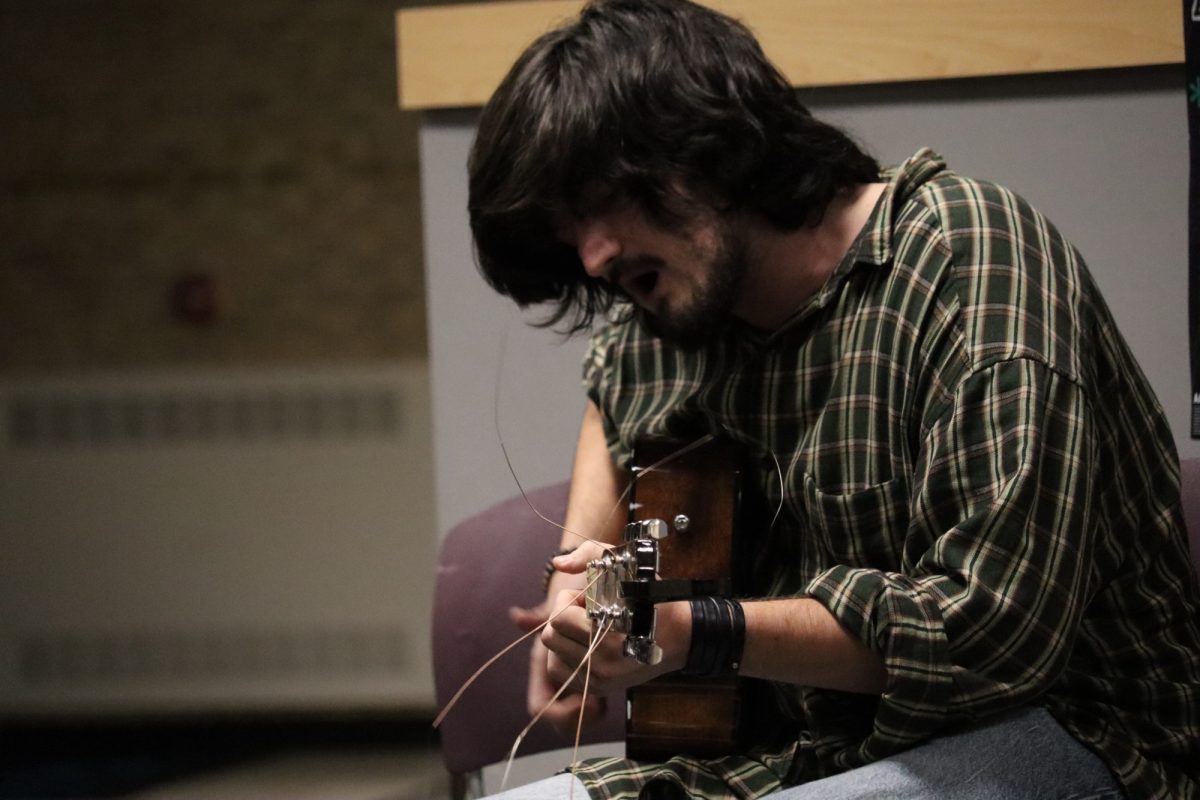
[575,185,621,217]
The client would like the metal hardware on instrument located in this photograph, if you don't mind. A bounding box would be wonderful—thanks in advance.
[623,437,745,760]
[632,518,669,541]
[585,511,737,666]
[585,518,671,665]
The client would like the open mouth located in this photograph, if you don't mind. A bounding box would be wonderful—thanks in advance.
[611,257,665,307]
[629,270,659,298]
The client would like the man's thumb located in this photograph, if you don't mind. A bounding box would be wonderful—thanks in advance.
[508,603,548,633]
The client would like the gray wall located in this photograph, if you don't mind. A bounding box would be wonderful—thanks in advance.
[420,66,1198,538]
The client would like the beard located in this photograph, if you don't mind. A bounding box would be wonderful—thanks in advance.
[633,217,749,351]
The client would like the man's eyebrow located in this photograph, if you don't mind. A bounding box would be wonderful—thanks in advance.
[551,224,576,247]
[572,183,623,215]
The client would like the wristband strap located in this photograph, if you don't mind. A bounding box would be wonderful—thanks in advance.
[681,596,745,677]
[542,546,577,592]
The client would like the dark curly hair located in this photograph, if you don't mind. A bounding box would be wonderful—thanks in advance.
[468,0,879,334]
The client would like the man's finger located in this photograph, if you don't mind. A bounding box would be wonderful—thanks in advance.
[509,603,549,633]
[551,540,608,575]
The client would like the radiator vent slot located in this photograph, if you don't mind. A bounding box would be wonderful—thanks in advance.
[7,386,401,448]
[18,628,410,687]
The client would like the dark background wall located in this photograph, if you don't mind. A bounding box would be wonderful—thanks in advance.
[1,0,433,372]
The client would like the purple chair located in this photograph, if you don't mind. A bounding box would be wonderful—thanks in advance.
[431,482,623,798]
[1183,459,1200,575]
[432,462,1200,796]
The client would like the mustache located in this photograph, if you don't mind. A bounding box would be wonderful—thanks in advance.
[610,255,665,279]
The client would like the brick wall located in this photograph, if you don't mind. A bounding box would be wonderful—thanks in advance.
[1,0,431,370]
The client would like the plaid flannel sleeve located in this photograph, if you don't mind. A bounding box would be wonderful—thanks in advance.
[803,355,1097,771]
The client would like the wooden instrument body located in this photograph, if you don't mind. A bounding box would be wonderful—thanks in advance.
[624,438,745,761]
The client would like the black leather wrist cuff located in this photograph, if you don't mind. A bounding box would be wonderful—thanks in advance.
[681,596,745,677]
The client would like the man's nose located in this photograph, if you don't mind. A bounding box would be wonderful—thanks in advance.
[575,219,622,279]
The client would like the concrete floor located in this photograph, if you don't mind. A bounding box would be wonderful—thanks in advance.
[130,748,449,800]
[0,717,447,800]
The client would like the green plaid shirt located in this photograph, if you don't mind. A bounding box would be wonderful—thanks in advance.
[572,150,1200,799]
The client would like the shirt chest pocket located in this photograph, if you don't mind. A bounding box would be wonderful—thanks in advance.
[801,475,909,571]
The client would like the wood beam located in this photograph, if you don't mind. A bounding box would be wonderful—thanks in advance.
[396,0,1182,110]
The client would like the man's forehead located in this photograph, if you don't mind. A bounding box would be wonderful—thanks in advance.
[572,181,623,213]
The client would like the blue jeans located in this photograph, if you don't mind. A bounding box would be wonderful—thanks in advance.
[484,707,1123,799]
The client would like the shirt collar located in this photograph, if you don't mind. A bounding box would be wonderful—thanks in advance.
[760,147,949,340]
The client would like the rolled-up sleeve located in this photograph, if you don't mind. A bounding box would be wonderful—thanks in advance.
[803,356,1097,769]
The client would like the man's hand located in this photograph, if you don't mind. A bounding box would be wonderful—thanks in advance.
[510,596,607,735]
[508,540,687,735]
[503,400,657,736]
[508,544,608,736]
[540,584,681,695]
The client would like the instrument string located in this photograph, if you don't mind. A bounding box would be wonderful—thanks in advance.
[444,322,789,785]
[432,570,607,729]
[499,618,616,791]
[567,610,607,800]
[493,323,615,551]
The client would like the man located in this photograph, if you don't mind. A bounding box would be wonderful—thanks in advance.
[468,1,1200,797]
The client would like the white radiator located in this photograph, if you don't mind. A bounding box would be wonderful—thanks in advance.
[0,362,435,716]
